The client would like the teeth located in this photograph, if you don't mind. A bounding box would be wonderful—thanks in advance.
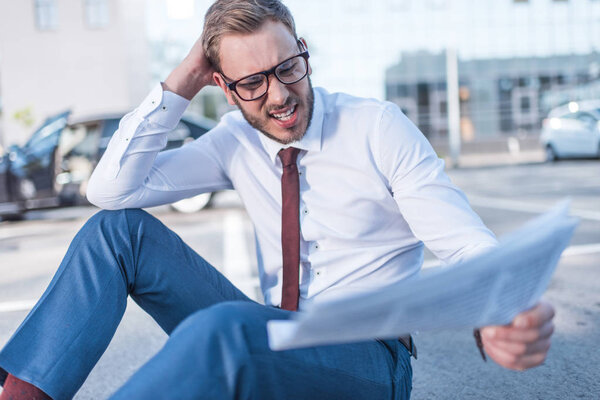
[272,106,296,121]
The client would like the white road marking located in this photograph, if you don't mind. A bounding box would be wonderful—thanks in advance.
[467,195,600,221]
[222,210,258,299]
[562,243,600,257]
[0,299,37,313]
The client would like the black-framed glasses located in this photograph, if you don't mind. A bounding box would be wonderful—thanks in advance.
[221,51,310,101]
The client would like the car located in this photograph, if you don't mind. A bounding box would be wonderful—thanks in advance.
[0,111,216,220]
[540,100,600,162]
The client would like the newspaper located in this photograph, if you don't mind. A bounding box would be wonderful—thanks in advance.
[267,201,578,351]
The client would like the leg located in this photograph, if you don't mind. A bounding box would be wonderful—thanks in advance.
[110,302,413,400]
[0,209,251,400]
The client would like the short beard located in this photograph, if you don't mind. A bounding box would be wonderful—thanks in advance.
[234,77,315,145]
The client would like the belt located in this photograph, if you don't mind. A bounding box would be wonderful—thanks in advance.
[398,335,417,359]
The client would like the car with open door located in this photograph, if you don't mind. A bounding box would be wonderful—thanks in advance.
[0,111,216,220]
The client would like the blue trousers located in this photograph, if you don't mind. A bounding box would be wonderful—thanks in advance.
[0,209,412,399]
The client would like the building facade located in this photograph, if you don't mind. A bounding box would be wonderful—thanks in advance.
[385,51,600,140]
[0,0,150,147]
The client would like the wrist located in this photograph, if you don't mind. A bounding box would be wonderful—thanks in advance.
[164,59,207,100]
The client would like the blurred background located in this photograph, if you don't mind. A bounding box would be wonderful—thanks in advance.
[1,0,599,150]
[0,1,599,399]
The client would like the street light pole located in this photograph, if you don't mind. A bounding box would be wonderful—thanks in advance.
[446,47,461,168]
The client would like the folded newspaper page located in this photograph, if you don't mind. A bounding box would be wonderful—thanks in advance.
[268,201,578,351]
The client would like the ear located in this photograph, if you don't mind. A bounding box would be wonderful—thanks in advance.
[298,37,308,51]
[298,38,312,75]
[213,72,237,106]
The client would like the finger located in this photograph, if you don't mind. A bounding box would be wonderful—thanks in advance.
[483,319,554,343]
[484,341,549,371]
[512,301,555,329]
[486,336,552,357]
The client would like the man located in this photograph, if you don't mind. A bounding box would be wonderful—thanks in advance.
[0,1,555,399]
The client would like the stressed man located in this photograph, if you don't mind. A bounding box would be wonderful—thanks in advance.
[0,1,555,399]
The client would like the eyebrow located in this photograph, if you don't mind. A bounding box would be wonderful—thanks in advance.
[222,48,301,82]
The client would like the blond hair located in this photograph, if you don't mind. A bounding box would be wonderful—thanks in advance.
[202,0,298,70]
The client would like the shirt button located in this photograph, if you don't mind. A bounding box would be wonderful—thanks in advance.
[303,209,309,215]
[315,270,321,276]
[162,106,167,111]
[299,170,303,176]
[315,244,319,249]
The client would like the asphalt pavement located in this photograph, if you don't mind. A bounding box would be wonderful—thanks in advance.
[0,160,599,399]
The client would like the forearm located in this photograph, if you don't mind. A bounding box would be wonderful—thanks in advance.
[164,59,210,100]
[86,85,190,209]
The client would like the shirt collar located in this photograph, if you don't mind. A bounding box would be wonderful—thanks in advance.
[258,87,324,164]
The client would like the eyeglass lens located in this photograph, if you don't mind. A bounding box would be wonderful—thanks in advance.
[235,54,308,100]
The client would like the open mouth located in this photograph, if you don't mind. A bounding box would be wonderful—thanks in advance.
[271,105,296,121]
[270,105,298,128]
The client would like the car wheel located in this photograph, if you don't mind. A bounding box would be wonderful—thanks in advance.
[545,145,558,162]
[170,193,212,213]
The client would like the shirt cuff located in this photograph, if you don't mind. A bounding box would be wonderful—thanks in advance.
[137,82,190,129]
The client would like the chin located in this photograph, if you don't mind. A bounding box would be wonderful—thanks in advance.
[268,124,308,144]
[235,79,315,145]
[237,104,310,145]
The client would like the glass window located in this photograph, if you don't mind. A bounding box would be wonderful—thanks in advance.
[26,112,69,150]
[577,113,597,125]
[60,124,101,158]
[520,97,531,113]
[34,0,58,31]
[440,100,448,115]
[84,0,109,29]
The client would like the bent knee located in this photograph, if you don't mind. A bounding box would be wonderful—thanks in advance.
[85,208,156,233]
[174,302,268,342]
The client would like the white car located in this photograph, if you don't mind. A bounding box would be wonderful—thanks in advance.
[540,100,600,161]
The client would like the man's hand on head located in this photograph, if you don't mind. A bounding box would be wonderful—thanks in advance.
[480,301,555,371]
[164,36,217,100]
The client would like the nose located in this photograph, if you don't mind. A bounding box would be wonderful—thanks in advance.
[266,74,289,105]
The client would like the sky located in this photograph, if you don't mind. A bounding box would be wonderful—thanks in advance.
[148,0,600,99]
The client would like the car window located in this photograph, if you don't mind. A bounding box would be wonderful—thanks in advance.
[557,112,577,120]
[578,112,597,121]
[576,112,597,127]
[181,120,210,140]
[99,119,121,150]
[61,123,101,158]
[102,119,120,138]
[26,131,61,158]
[25,111,70,150]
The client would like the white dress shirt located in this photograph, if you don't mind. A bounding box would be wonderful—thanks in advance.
[87,83,498,308]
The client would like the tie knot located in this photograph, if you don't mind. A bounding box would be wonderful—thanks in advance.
[278,147,300,167]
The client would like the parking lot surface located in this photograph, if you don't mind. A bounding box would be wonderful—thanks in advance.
[0,160,599,399]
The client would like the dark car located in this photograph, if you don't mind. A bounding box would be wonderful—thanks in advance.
[0,111,216,220]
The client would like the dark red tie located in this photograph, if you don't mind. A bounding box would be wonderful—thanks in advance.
[278,147,301,311]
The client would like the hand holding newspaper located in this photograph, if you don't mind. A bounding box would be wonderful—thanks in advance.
[268,201,578,351]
